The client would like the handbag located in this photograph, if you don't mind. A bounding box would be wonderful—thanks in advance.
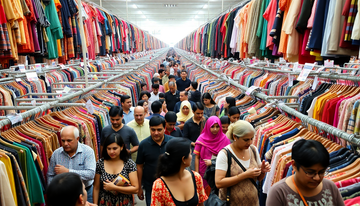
[204,148,231,206]
[225,147,260,197]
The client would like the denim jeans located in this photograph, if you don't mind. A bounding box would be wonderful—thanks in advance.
[86,185,93,203]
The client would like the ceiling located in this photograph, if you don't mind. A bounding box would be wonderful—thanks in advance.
[88,0,240,45]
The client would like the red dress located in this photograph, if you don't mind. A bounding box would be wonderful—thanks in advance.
[151,171,208,206]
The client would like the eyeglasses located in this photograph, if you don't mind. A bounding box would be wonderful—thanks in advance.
[301,167,330,178]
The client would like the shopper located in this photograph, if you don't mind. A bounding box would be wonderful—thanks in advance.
[202,92,220,119]
[162,67,170,85]
[164,75,177,93]
[189,81,201,103]
[164,81,180,112]
[93,134,138,206]
[194,116,231,192]
[47,126,96,203]
[138,100,151,118]
[146,101,164,120]
[153,78,165,93]
[220,116,231,134]
[121,95,135,124]
[225,107,241,140]
[215,120,270,206]
[219,97,236,117]
[136,116,173,206]
[151,138,208,206]
[176,70,191,92]
[159,99,167,116]
[47,173,96,206]
[173,91,195,113]
[100,106,139,159]
[141,83,148,92]
[164,111,183,137]
[183,102,205,170]
[176,100,194,130]
[266,139,345,206]
[139,91,151,102]
[148,84,160,104]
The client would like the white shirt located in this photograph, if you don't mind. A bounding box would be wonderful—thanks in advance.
[148,92,160,112]
[216,145,261,171]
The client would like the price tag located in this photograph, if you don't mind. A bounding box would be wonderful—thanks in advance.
[15,78,22,82]
[18,64,26,72]
[63,86,71,93]
[35,64,42,73]
[31,100,36,106]
[7,113,23,125]
[245,86,259,96]
[259,107,267,114]
[59,63,66,69]
[86,99,95,114]
[279,57,286,64]
[316,66,325,73]
[80,62,84,67]
[288,73,293,86]
[297,64,313,81]
[312,76,319,90]
[52,61,56,66]
[324,60,334,67]
[93,75,98,80]
[351,69,358,75]
[26,72,39,81]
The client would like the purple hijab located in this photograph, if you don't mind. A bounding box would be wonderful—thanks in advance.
[196,116,231,155]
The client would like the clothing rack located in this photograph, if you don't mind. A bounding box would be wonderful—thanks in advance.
[0,48,169,129]
[176,48,360,146]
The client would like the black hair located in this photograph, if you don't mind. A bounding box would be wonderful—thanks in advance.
[121,95,131,103]
[225,97,236,115]
[180,90,188,96]
[159,93,165,98]
[165,111,177,122]
[102,133,129,161]
[152,84,160,89]
[141,83,147,88]
[153,77,160,82]
[138,100,147,107]
[192,102,204,112]
[139,91,151,100]
[169,75,176,80]
[159,98,165,105]
[202,92,216,105]
[220,116,230,125]
[292,139,329,169]
[151,101,163,113]
[47,173,83,206]
[156,138,191,178]
[149,116,166,128]
[228,107,240,116]
[181,70,187,74]
[191,82,198,90]
[109,106,124,117]
[160,64,165,68]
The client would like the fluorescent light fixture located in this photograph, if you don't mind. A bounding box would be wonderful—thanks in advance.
[138,10,143,14]
[195,15,198,18]
[146,19,149,21]
[132,4,137,9]
[192,19,195,21]
[142,15,146,18]
[203,4,208,9]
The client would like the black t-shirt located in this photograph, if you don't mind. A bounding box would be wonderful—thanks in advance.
[183,118,202,143]
[165,91,180,111]
[189,90,201,103]
[100,125,139,152]
[176,78,191,92]
[170,127,183,137]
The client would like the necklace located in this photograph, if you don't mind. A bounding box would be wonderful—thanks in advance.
[231,145,246,159]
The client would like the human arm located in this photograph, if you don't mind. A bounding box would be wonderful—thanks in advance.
[215,106,220,117]
[136,164,144,200]
[194,172,208,204]
[150,179,165,206]
[129,129,140,154]
[214,150,261,188]
[258,160,271,181]
[102,171,139,195]
[93,174,101,204]
[177,122,185,130]
[195,154,200,173]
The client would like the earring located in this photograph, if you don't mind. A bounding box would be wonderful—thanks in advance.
[234,139,236,142]
[183,162,186,164]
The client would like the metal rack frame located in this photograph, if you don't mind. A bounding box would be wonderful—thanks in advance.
[176,48,360,146]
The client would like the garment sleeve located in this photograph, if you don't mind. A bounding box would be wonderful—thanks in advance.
[69,148,96,182]
[47,152,57,185]
[194,172,208,203]
[127,159,138,173]
[216,106,220,112]
[129,128,140,146]
[194,143,202,156]
[331,182,346,206]
[96,160,102,174]
[151,179,166,206]
[136,142,144,164]
[215,150,228,171]
[183,122,189,140]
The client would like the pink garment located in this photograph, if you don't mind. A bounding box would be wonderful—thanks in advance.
[307,0,319,28]
[335,177,360,188]
[344,196,360,206]
[333,97,350,127]
[263,0,277,48]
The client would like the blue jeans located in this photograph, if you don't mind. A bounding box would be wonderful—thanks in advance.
[86,185,93,203]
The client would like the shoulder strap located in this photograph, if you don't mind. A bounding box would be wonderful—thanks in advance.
[224,148,231,205]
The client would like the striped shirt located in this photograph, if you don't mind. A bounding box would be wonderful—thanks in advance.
[47,143,96,187]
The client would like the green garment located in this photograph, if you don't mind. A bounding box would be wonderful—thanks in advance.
[45,0,63,59]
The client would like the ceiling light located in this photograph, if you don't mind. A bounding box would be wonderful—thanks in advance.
[203,4,208,9]
[138,11,143,14]
[132,4,137,9]
[142,15,146,18]
[192,19,194,21]
[146,19,149,21]
[195,15,198,18]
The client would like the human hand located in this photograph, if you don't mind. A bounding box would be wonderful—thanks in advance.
[244,168,262,179]
[55,165,69,174]
[86,202,98,206]
[260,160,271,173]
[103,180,116,191]
[204,159,212,166]
[191,142,195,147]
[138,187,144,200]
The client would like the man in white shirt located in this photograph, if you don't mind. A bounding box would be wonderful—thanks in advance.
[148,84,160,112]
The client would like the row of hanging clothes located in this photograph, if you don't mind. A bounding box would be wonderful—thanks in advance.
[176,0,360,64]
[0,52,167,206]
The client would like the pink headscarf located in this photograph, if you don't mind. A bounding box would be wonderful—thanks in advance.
[196,116,231,155]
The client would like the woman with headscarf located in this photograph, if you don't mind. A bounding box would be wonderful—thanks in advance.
[194,116,231,193]
[219,97,236,118]
[176,100,194,130]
